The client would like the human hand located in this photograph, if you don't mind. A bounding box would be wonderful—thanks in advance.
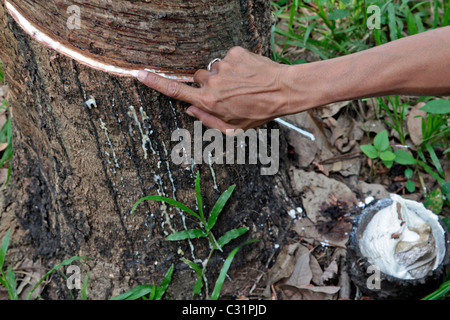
[137,46,293,134]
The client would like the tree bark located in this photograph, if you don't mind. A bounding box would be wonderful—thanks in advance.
[0,0,295,299]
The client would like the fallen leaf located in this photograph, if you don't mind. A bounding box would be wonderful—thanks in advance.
[319,260,338,285]
[309,255,323,286]
[263,243,299,297]
[279,283,340,300]
[361,119,386,134]
[15,259,47,300]
[284,245,312,287]
[290,169,357,224]
[287,130,319,168]
[316,101,350,118]
[0,142,8,152]
[407,102,427,145]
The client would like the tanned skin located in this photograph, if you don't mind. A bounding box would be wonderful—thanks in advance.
[137,26,450,134]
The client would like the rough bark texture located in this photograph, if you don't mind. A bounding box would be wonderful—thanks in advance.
[6,0,270,76]
[0,1,296,299]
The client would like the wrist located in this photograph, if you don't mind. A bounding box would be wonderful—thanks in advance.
[278,61,334,116]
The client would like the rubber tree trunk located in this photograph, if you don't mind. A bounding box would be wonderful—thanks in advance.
[0,1,295,299]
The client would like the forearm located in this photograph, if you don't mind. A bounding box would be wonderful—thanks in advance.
[285,26,450,114]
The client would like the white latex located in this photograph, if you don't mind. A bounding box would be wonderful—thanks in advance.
[5,1,192,81]
[360,194,446,280]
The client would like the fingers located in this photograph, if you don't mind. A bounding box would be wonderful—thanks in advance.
[186,106,242,135]
[137,70,200,105]
[193,69,210,86]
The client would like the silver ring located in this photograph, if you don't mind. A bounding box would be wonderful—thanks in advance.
[207,58,221,72]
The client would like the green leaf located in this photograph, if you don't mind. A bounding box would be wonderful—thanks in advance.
[0,228,11,271]
[406,180,416,193]
[217,227,248,249]
[394,149,417,165]
[417,159,445,185]
[443,218,450,232]
[374,130,390,151]
[420,99,450,114]
[404,168,414,179]
[110,284,155,300]
[442,181,450,194]
[379,150,395,161]
[387,3,399,41]
[422,281,450,300]
[423,188,444,214]
[6,266,17,300]
[81,271,90,300]
[383,159,394,169]
[406,10,417,35]
[181,259,203,296]
[425,144,444,178]
[211,239,258,300]
[207,184,236,232]
[154,264,174,300]
[327,9,350,20]
[131,195,201,221]
[166,229,207,241]
[360,144,378,159]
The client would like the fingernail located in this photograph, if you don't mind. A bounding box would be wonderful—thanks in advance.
[137,70,147,82]
[185,108,195,117]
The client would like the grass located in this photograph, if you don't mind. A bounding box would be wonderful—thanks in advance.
[1,0,449,301]
[273,0,449,197]
[272,0,450,63]
[272,0,450,300]
[0,228,89,300]
[131,171,256,300]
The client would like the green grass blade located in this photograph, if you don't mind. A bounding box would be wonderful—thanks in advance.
[425,143,444,178]
[181,258,204,296]
[165,229,207,241]
[154,264,174,300]
[210,239,258,300]
[0,228,11,271]
[406,9,417,35]
[110,284,154,300]
[417,159,445,186]
[81,271,90,300]
[207,184,236,232]
[181,258,203,276]
[6,266,17,300]
[303,21,317,45]
[27,256,89,300]
[387,3,398,40]
[0,61,3,83]
[432,0,439,28]
[131,195,201,220]
[217,227,248,249]
[422,281,450,300]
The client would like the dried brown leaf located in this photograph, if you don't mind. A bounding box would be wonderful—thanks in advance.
[319,260,338,285]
